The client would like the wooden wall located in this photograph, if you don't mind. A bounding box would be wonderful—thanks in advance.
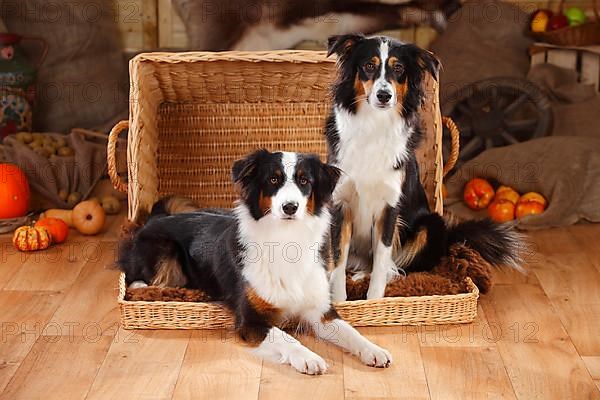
[113,0,596,52]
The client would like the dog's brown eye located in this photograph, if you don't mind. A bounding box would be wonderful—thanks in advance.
[270,177,279,185]
[393,64,404,74]
[364,62,375,72]
[299,177,308,186]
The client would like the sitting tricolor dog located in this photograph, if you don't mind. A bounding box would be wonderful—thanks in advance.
[325,34,524,301]
[118,150,391,375]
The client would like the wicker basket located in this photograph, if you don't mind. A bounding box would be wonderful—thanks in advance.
[118,273,479,329]
[108,50,470,329]
[532,0,600,46]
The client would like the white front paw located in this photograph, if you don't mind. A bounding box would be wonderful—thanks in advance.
[358,343,392,368]
[289,348,328,375]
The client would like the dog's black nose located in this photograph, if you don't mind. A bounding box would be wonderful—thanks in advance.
[376,90,392,104]
[282,202,299,216]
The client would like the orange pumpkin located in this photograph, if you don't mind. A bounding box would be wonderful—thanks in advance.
[13,226,52,251]
[0,163,30,219]
[35,217,69,244]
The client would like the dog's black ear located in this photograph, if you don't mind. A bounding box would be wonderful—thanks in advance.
[318,163,342,199]
[232,149,268,184]
[416,48,441,81]
[327,33,365,58]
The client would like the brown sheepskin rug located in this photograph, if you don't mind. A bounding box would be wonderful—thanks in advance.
[124,243,494,303]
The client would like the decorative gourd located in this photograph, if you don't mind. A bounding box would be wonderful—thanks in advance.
[72,200,105,235]
[0,163,30,219]
[13,226,52,251]
[35,217,69,244]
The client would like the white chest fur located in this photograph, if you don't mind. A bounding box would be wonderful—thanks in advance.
[235,205,332,317]
[332,105,410,245]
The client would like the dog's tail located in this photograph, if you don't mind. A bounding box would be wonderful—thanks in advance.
[446,217,525,272]
[396,213,526,274]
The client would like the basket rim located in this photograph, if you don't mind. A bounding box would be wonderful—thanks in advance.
[131,50,335,65]
[118,272,479,308]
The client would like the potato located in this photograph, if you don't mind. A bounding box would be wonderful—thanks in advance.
[100,195,122,214]
[33,146,51,158]
[43,145,57,156]
[58,189,69,202]
[67,192,82,208]
[15,132,33,144]
[55,137,67,148]
[57,146,74,157]
[29,139,43,149]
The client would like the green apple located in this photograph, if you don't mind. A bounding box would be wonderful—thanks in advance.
[565,7,587,26]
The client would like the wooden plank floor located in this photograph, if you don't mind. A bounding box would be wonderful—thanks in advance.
[1,213,599,399]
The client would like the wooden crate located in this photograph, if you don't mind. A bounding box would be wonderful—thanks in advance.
[530,43,600,91]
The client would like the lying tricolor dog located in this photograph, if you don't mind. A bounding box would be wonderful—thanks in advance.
[118,150,392,374]
[325,34,524,301]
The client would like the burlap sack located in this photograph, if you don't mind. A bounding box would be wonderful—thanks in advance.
[1,0,128,132]
[1,131,106,209]
[527,63,600,138]
[444,136,600,229]
[430,0,533,104]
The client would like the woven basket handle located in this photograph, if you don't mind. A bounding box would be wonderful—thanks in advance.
[108,120,129,194]
[442,116,460,178]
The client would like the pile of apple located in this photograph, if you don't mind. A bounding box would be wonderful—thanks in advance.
[531,7,587,33]
[463,178,547,223]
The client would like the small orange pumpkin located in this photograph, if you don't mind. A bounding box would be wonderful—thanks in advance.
[13,226,52,251]
[35,217,69,244]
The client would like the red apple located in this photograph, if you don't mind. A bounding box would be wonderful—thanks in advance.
[463,178,495,210]
[548,14,569,30]
[488,200,516,223]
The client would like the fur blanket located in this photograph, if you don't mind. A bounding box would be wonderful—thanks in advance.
[125,243,493,302]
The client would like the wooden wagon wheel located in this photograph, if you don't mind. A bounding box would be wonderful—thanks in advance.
[441,77,553,169]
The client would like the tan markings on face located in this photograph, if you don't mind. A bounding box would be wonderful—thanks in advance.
[393,80,408,114]
[386,56,408,112]
[354,73,366,107]
[306,193,315,215]
[354,57,382,107]
[258,191,272,215]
